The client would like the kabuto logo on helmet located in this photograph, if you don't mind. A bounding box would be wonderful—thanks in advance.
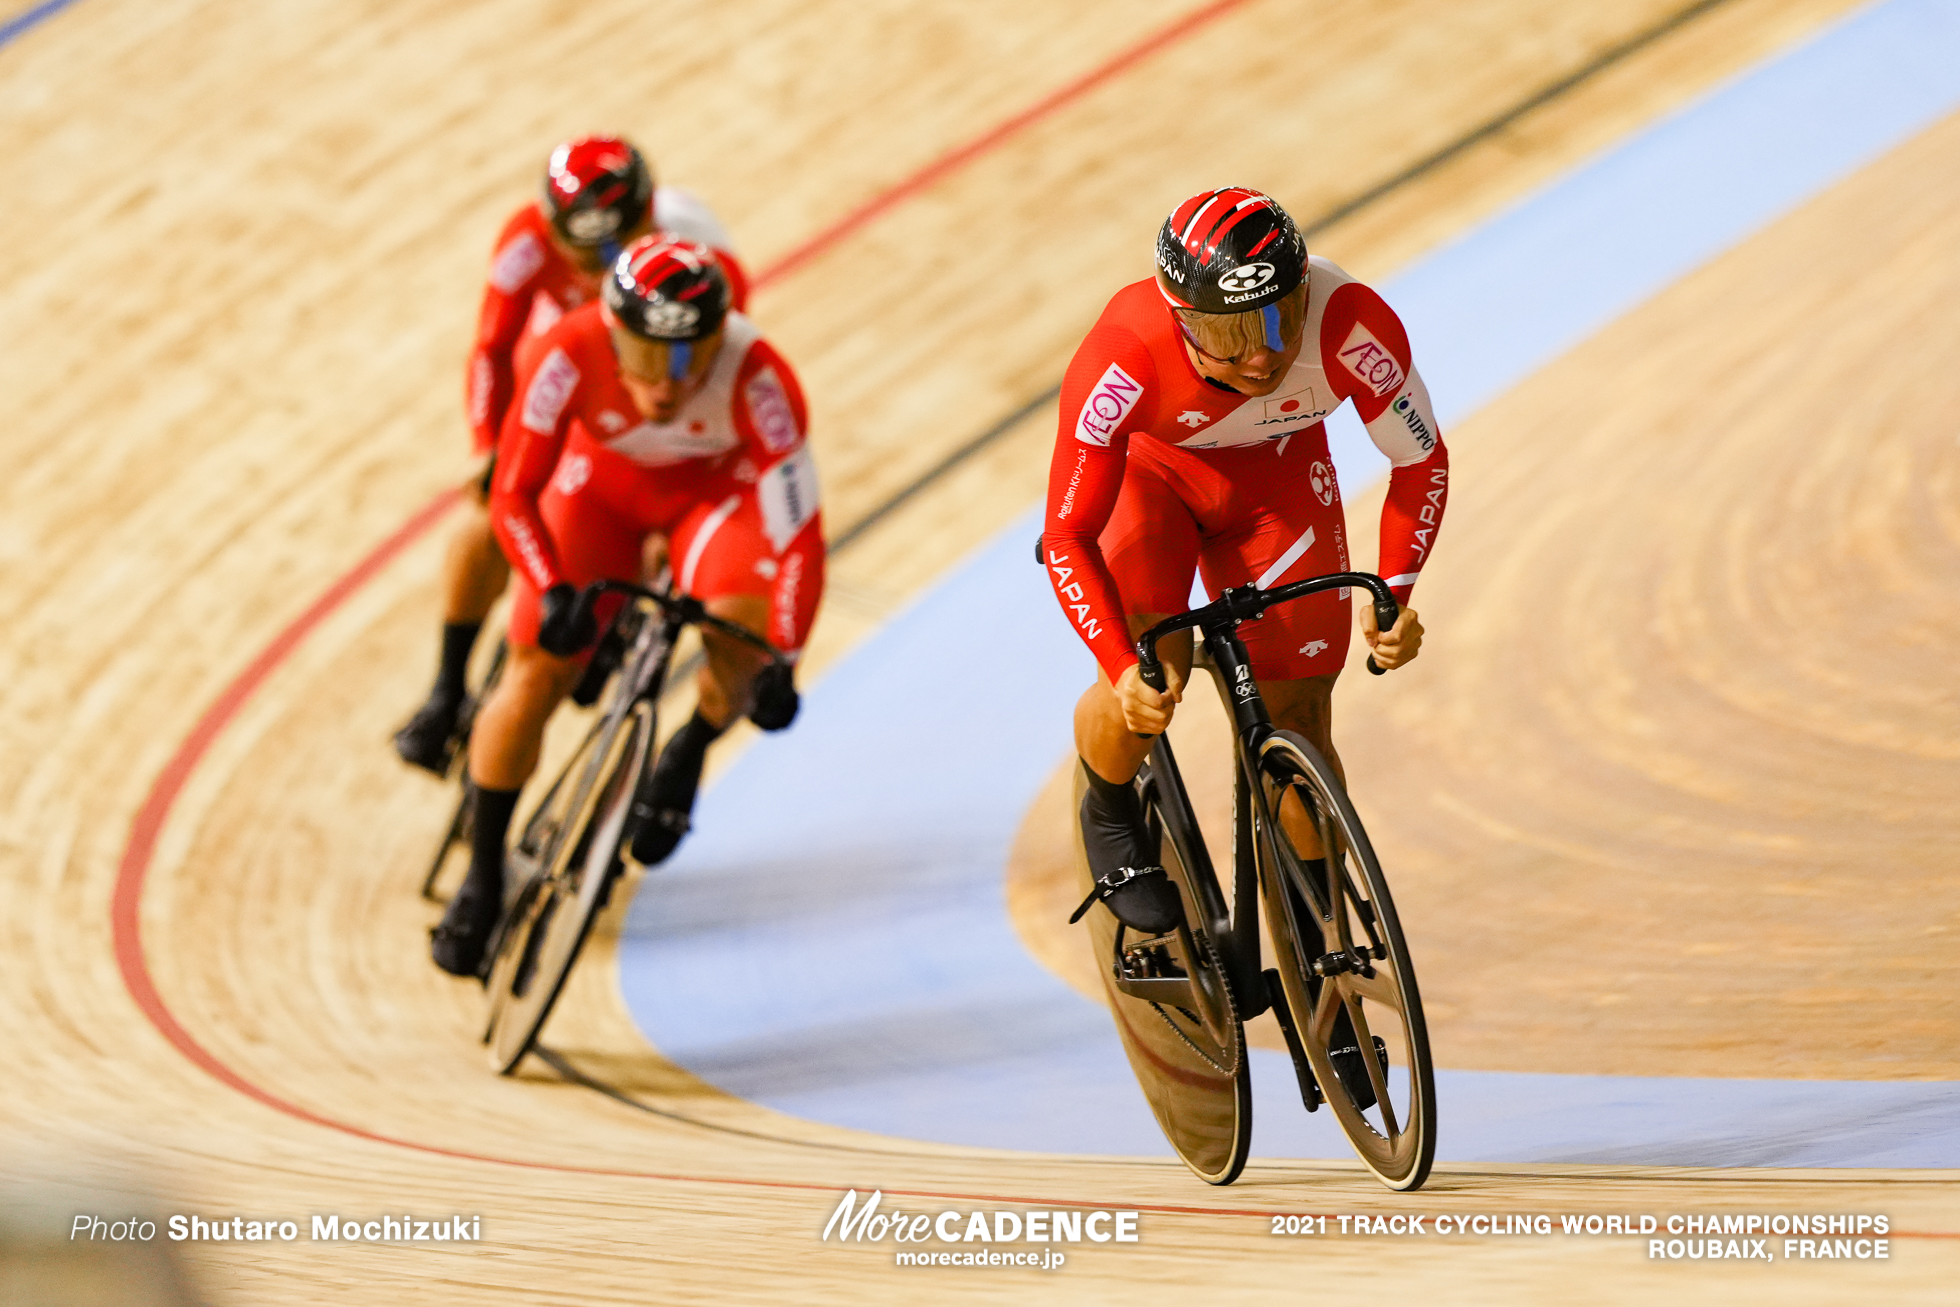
[637,298,701,336]
[1217,262,1275,292]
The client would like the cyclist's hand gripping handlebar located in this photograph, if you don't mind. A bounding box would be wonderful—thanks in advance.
[1363,585,1399,677]
[569,579,801,728]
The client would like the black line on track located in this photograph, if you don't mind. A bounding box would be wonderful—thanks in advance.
[820,0,1742,554]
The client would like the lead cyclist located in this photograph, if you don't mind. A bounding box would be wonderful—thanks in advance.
[1041,188,1450,941]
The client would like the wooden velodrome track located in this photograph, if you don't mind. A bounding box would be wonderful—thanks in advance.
[2,0,1955,1302]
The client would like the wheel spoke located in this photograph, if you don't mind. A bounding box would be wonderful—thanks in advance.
[1347,961,1403,1009]
[1341,993,1399,1138]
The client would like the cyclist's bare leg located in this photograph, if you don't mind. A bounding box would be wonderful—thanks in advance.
[467,643,583,790]
[1262,673,1341,859]
[694,593,773,727]
[433,642,582,973]
[441,497,510,626]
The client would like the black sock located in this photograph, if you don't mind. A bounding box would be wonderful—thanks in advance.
[465,783,520,897]
[1080,761,1152,882]
[648,711,726,809]
[432,622,482,704]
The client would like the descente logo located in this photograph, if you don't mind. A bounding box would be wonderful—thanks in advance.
[821,1189,1138,1246]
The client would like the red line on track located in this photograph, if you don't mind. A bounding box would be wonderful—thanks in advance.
[750,0,1251,288]
[100,0,1294,1218]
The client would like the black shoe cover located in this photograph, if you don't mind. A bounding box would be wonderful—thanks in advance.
[1098,866,1185,934]
[393,695,462,775]
[1074,779,1185,934]
[628,804,690,866]
[430,878,502,977]
[1329,1034,1391,1111]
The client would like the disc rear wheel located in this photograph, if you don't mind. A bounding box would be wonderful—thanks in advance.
[1079,754,1251,1185]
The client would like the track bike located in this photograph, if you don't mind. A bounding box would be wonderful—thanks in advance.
[419,614,634,900]
[479,578,795,1074]
[1079,571,1436,1189]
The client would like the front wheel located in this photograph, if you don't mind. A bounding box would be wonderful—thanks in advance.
[1254,730,1435,1191]
[482,702,651,1074]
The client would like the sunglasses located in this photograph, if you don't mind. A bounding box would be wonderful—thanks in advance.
[1175,300,1303,367]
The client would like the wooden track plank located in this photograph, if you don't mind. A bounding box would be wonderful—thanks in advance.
[3,1,1931,1302]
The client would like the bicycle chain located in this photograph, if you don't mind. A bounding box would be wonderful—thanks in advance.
[1143,927,1243,1077]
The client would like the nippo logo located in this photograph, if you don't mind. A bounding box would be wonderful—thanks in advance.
[1217,262,1275,293]
[1310,460,1335,506]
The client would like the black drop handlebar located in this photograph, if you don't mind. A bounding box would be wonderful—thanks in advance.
[568,579,792,666]
[1134,572,1401,690]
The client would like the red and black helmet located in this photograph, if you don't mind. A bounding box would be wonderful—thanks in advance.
[1154,188,1306,313]
[602,236,730,341]
[541,136,654,249]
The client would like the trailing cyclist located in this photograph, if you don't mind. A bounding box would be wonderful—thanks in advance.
[393,135,752,774]
[429,235,823,976]
[1042,188,1449,938]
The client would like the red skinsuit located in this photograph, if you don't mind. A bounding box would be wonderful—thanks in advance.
[1043,258,1450,684]
[489,302,823,657]
[464,186,753,455]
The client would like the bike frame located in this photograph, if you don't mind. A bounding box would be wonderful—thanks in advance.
[1130,572,1401,1030]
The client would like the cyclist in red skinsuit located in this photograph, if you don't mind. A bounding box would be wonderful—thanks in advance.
[429,236,822,976]
[1045,188,1447,936]
[393,136,752,774]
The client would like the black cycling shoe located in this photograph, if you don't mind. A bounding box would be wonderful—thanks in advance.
[393,693,463,776]
[1070,865,1186,934]
[1329,1034,1391,1111]
[429,877,502,978]
[625,713,719,866]
[627,803,691,866]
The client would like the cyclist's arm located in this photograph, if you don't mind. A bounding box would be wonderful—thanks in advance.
[1043,327,1158,683]
[1320,282,1450,603]
[488,343,581,593]
[466,218,550,454]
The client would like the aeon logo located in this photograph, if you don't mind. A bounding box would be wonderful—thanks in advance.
[1217,262,1275,292]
